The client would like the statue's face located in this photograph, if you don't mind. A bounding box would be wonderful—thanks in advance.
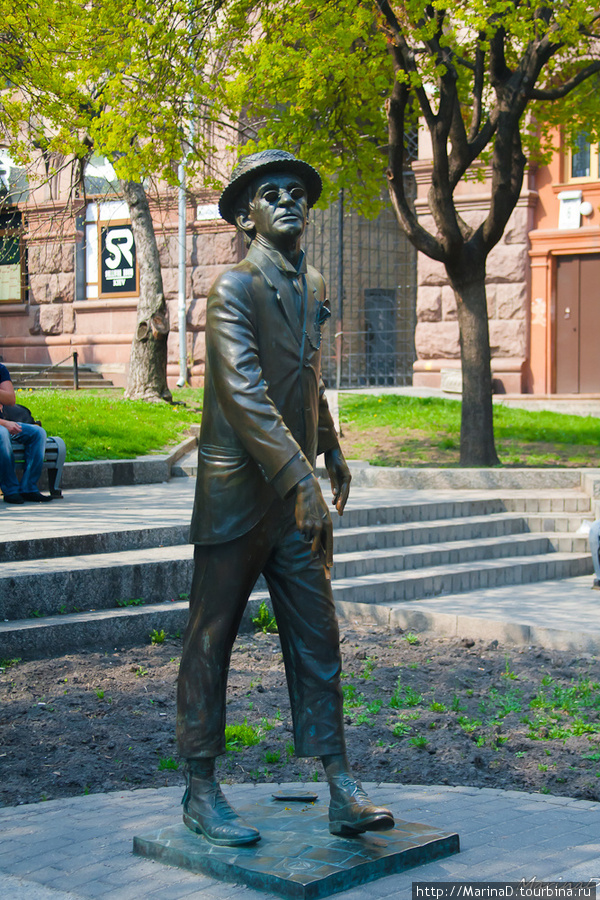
[245,172,308,250]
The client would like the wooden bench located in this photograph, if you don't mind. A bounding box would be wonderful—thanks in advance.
[12,435,67,498]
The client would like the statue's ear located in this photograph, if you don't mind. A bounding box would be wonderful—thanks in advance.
[235,210,255,237]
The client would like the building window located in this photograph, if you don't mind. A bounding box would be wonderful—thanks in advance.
[569,133,599,181]
[84,201,139,300]
[83,155,120,197]
[0,211,24,304]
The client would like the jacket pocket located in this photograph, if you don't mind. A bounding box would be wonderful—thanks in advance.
[199,444,249,467]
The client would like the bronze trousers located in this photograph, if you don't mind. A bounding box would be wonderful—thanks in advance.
[176,498,346,760]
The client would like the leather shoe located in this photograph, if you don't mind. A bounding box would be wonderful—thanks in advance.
[21,492,53,502]
[3,493,24,504]
[328,773,394,836]
[182,773,260,846]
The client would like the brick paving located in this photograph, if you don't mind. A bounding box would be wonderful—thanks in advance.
[1,783,599,898]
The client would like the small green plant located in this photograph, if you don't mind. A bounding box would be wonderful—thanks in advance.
[150,628,166,644]
[538,763,548,772]
[404,632,419,645]
[516,751,527,758]
[285,741,295,759]
[360,657,377,680]
[116,597,145,607]
[29,609,42,618]
[311,770,319,782]
[429,701,446,712]
[355,712,375,726]
[390,678,422,710]
[457,716,482,733]
[409,734,428,749]
[479,687,522,721]
[252,601,278,634]
[58,604,67,614]
[366,699,383,715]
[225,719,262,751]
[391,721,411,738]
[265,749,280,765]
[134,666,148,677]
[158,757,180,771]
[95,689,105,700]
[342,683,365,710]
[0,657,21,671]
[501,655,518,680]
[450,694,466,713]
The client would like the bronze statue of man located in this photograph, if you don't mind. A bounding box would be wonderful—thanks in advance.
[176,149,394,847]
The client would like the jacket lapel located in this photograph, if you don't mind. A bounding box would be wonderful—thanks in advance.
[247,245,304,344]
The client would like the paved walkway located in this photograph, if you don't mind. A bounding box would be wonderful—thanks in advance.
[1,783,599,899]
[3,478,600,897]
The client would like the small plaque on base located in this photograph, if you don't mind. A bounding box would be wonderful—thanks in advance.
[133,791,459,900]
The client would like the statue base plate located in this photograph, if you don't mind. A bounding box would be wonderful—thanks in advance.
[133,791,459,899]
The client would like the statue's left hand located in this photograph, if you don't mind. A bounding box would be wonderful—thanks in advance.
[324,446,351,516]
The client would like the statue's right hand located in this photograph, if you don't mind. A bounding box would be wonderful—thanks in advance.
[294,473,333,568]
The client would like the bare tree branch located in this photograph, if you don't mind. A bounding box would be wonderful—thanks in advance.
[530,61,600,100]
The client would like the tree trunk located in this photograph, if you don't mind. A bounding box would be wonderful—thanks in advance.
[122,180,172,402]
[448,260,500,467]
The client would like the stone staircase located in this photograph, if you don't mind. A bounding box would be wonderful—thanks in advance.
[0,490,593,659]
[7,363,114,390]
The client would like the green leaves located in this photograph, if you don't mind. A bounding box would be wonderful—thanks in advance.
[1,0,226,186]
[213,0,600,217]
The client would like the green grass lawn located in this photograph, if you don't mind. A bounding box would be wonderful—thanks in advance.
[338,394,600,468]
[15,387,203,462]
[13,387,600,467]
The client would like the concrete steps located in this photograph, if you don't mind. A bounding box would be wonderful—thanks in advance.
[7,363,114,391]
[0,489,594,658]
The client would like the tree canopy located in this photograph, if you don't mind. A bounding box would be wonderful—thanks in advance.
[217,0,600,464]
[0,0,228,188]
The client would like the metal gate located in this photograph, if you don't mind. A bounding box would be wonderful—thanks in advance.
[304,185,417,388]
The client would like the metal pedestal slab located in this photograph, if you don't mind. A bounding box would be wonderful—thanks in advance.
[133,788,459,899]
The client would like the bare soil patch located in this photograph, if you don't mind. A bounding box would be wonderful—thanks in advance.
[2,624,600,808]
[339,424,600,468]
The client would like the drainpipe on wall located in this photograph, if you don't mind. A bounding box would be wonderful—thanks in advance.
[177,163,187,388]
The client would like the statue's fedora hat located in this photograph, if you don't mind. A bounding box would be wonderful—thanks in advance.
[219,149,322,225]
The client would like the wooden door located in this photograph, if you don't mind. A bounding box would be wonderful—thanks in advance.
[555,254,600,393]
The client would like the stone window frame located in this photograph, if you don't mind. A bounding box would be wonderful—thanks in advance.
[0,225,26,305]
[567,132,600,183]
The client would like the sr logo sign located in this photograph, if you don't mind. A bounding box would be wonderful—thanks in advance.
[99,222,138,296]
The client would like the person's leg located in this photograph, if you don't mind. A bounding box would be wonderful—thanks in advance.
[263,512,346,758]
[11,423,47,495]
[177,517,274,845]
[0,424,23,500]
[264,506,394,835]
[589,520,600,587]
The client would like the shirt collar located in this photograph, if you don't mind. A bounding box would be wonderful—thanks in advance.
[252,236,307,276]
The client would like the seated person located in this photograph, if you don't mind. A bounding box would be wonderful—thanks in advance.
[0,363,52,503]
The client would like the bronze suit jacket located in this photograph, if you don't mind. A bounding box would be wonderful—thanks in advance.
[189,238,340,545]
